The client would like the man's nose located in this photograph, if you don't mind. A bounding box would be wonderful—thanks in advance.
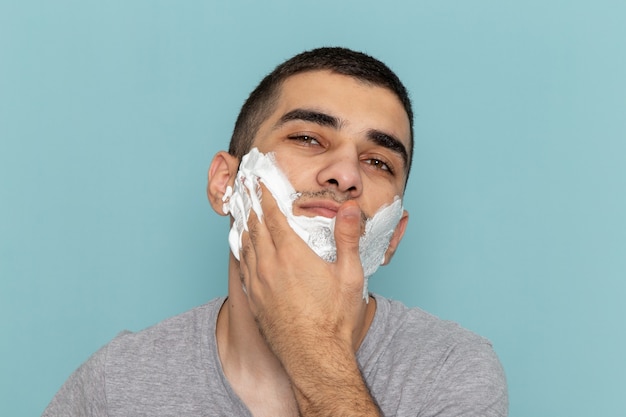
[316,147,363,196]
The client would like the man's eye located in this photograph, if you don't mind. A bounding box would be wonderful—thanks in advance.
[288,135,320,145]
[365,158,392,173]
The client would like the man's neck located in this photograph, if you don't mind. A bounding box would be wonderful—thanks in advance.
[216,255,377,416]
[215,256,298,416]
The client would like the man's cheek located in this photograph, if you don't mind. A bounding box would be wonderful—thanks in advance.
[223,148,405,301]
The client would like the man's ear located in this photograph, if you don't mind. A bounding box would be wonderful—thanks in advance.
[382,210,409,265]
[207,151,240,216]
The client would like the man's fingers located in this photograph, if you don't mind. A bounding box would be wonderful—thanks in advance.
[245,193,273,256]
[239,226,255,294]
[240,207,265,300]
[257,183,292,248]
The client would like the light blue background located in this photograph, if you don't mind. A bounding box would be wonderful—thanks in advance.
[1,1,625,415]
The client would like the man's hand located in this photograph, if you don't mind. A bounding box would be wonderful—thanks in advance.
[239,184,381,416]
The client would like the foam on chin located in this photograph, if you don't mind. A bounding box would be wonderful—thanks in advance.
[222,148,404,299]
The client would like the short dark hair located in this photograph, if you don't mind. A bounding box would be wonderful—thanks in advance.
[228,46,414,179]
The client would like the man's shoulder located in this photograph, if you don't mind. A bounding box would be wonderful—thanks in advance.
[363,294,504,388]
[104,297,225,365]
[100,298,227,413]
[371,294,491,348]
[111,298,223,345]
[42,298,229,416]
[363,295,508,416]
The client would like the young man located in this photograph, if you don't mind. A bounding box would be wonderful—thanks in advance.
[43,47,508,416]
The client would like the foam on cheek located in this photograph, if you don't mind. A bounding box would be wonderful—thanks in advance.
[222,148,333,261]
[222,148,404,299]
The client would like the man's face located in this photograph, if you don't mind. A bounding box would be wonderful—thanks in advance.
[250,70,411,221]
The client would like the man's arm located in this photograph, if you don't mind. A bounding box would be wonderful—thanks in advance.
[240,186,381,416]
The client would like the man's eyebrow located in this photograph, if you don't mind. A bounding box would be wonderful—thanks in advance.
[275,108,340,129]
[367,129,409,170]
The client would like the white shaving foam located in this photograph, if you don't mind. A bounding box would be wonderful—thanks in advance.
[222,148,404,299]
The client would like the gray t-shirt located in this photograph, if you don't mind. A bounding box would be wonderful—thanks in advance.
[43,295,508,416]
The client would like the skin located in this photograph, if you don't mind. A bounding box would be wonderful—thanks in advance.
[207,70,411,417]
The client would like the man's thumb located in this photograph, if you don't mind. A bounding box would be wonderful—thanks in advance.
[334,201,362,265]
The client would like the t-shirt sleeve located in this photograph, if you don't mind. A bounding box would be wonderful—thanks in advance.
[422,340,509,417]
[41,344,109,417]
[420,340,509,417]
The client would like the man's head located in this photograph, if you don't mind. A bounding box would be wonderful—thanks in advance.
[228,47,414,181]
[209,47,412,268]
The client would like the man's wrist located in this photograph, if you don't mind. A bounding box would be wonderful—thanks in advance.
[280,339,381,417]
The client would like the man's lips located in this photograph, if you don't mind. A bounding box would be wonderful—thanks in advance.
[294,200,341,218]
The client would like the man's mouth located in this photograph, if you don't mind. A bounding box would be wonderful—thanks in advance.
[292,193,369,235]
[294,199,342,218]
